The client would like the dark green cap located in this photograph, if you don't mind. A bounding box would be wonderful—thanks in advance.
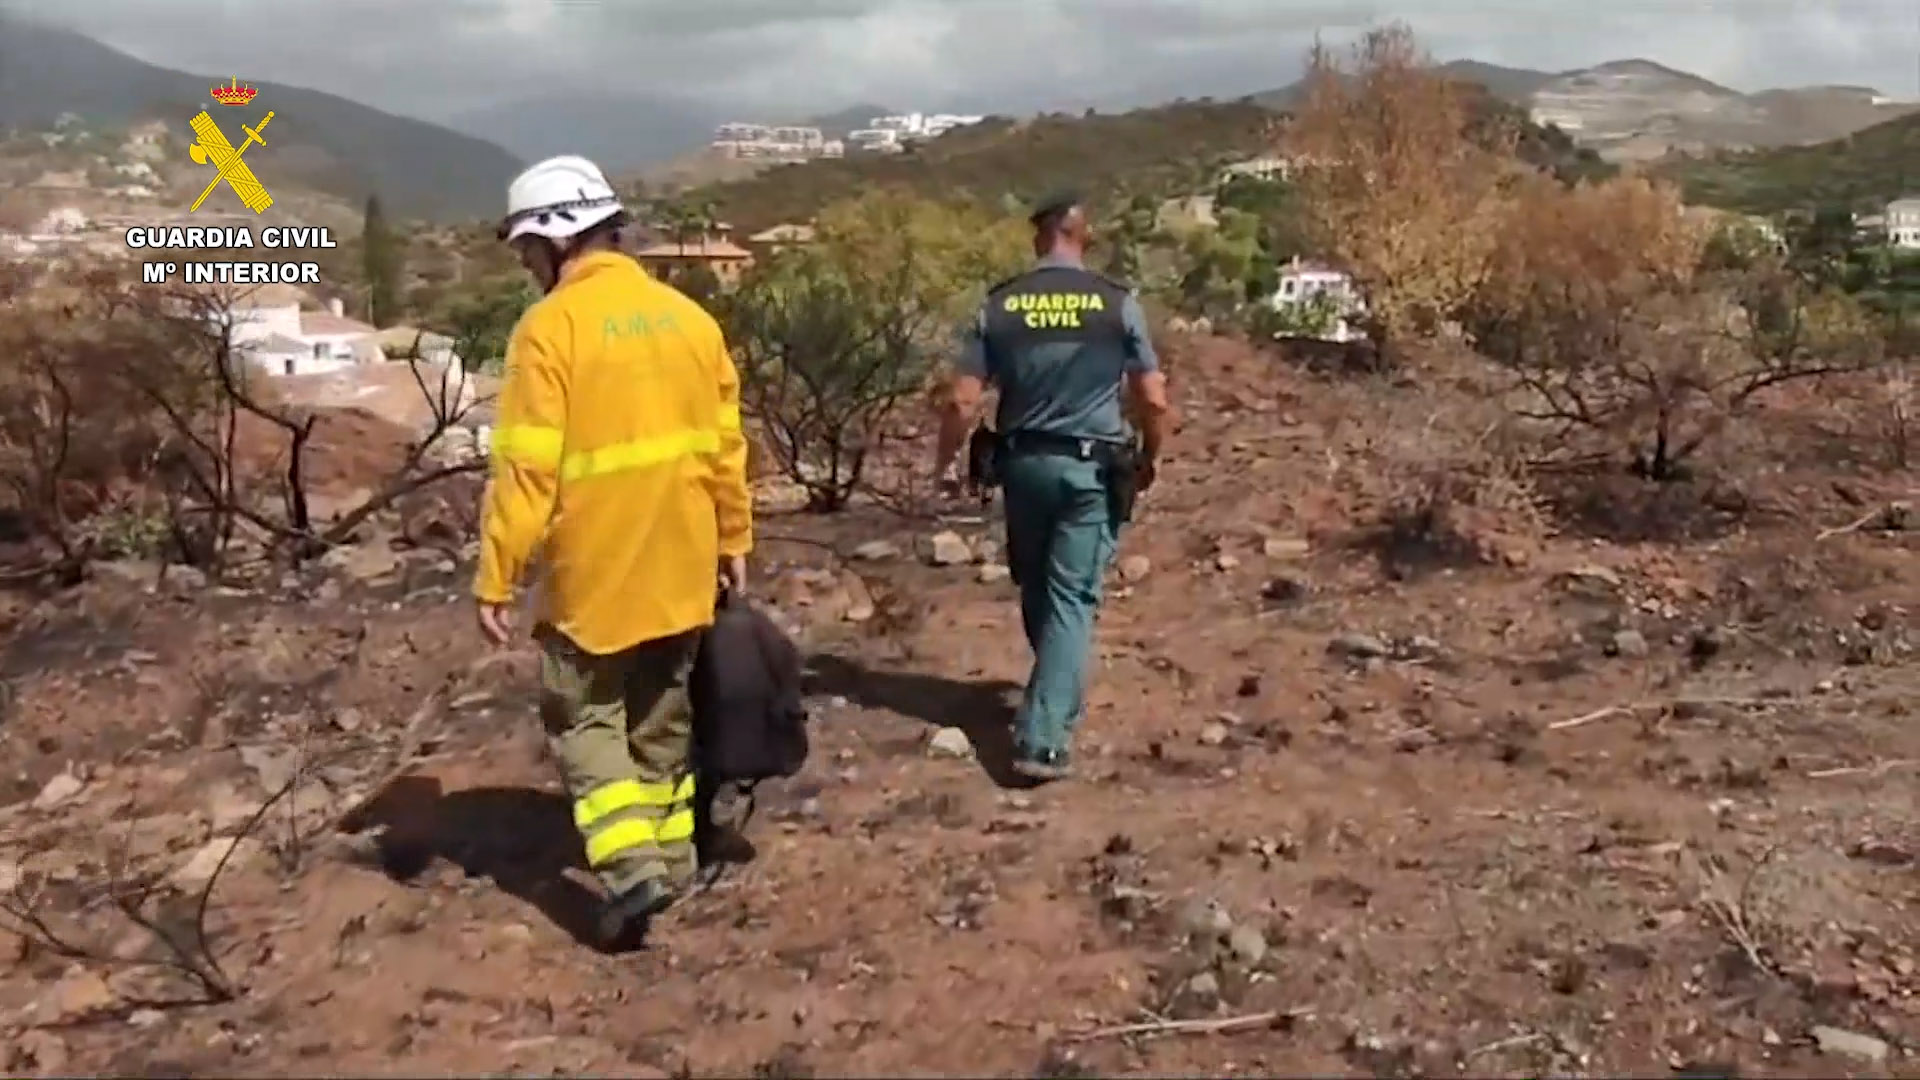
[1028,190,1083,228]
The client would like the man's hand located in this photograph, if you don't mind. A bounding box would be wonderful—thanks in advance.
[476,601,513,648]
[720,555,748,596]
[1137,456,1158,493]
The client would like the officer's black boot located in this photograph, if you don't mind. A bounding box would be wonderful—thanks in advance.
[596,878,676,950]
[1012,746,1072,781]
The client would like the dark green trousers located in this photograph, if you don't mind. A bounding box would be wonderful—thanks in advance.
[1001,452,1118,755]
[536,625,699,896]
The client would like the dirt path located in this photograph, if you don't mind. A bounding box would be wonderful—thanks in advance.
[2,339,1916,1077]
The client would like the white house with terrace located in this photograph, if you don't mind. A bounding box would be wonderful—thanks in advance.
[212,284,387,377]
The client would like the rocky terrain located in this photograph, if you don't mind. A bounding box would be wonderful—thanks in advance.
[1,335,1917,1077]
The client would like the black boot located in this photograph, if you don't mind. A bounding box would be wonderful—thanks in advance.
[596,878,676,949]
[1012,746,1072,781]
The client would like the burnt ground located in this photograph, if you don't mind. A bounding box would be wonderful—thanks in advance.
[1,335,1917,1078]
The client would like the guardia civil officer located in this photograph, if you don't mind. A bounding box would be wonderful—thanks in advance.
[933,193,1171,781]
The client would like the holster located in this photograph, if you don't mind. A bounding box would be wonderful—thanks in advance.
[999,430,1145,527]
[1102,439,1146,527]
[966,424,1003,490]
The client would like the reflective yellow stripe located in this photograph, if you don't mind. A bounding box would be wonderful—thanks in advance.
[491,424,563,469]
[582,808,696,866]
[572,775,696,829]
[559,429,721,483]
[718,402,741,430]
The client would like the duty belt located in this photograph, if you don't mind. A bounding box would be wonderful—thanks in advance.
[1001,430,1124,462]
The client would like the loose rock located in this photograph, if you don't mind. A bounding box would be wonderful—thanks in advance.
[1175,896,1233,940]
[1608,629,1649,659]
[1226,924,1268,965]
[32,770,85,810]
[927,727,974,759]
[1329,632,1390,660]
[921,531,972,566]
[173,836,260,889]
[1810,1026,1888,1063]
[977,564,1012,584]
[852,540,900,561]
[1262,537,1310,560]
[1116,555,1152,582]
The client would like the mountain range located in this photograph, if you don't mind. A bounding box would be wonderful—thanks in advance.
[1258,58,1916,162]
[0,13,522,221]
[3,13,1915,223]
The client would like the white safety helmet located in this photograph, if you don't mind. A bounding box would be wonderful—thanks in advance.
[497,155,625,243]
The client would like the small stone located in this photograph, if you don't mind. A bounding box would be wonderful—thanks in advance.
[972,538,1002,564]
[852,540,900,561]
[1262,537,1310,560]
[1116,555,1152,582]
[1175,896,1233,940]
[1226,924,1268,965]
[173,837,259,889]
[927,727,974,759]
[1214,553,1240,571]
[838,570,877,622]
[977,564,1011,584]
[1182,971,1221,1003]
[1810,1025,1888,1063]
[1608,629,1649,659]
[128,1008,167,1028]
[32,771,84,810]
[920,531,971,566]
[1329,633,1390,660]
[1198,723,1229,747]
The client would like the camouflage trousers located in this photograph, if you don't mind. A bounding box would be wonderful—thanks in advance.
[536,624,699,897]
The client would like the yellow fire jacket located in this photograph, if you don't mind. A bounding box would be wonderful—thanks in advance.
[474,251,752,655]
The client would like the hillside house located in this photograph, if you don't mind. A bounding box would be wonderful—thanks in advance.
[215,286,386,377]
[373,326,461,370]
[634,226,755,285]
[1888,198,1920,250]
[1268,258,1366,344]
[1219,156,1293,184]
[747,223,816,250]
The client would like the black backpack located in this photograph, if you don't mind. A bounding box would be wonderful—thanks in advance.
[689,592,809,857]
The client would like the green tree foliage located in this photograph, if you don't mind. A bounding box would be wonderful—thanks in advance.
[361,195,403,329]
[431,274,536,373]
[1173,207,1262,320]
[697,102,1275,233]
[718,190,1026,510]
[1660,112,1920,217]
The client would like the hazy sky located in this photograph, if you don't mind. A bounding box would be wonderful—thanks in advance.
[6,0,1917,120]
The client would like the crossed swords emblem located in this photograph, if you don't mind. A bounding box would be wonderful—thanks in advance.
[187,109,276,213]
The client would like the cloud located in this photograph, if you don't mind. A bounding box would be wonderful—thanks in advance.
[3,0,1914,120]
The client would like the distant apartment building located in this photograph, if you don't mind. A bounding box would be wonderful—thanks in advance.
[1887,198,1920,250]
[710,122,843,161]
[845,112,986,154]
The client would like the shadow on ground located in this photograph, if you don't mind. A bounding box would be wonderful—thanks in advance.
[339,774,615,950]
[805,653,1029,788]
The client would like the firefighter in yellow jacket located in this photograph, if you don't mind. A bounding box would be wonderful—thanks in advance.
[474,155,752,947]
